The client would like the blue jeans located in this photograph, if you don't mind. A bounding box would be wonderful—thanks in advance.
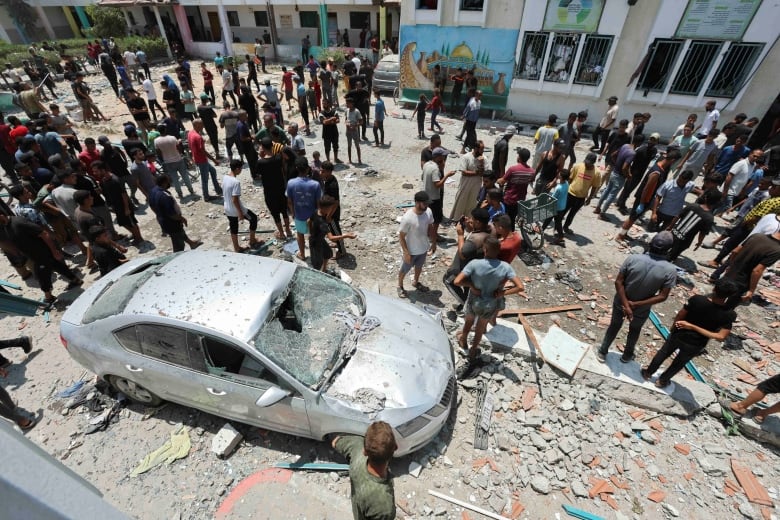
[197,162,221,197]
[597,173,626,213]
[163,159,194,197]
[430,109,442,131]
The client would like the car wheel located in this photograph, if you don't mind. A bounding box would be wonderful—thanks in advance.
[107,375,163,406]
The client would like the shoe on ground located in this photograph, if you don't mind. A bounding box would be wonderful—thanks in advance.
[456,358,484,380]
[596,351,606,362]
[640,368,651,381]
[563,227,574,235]
[20,336,32,354]
[619,355,632,363]
[654,379,670,389]
[66,278,83,290]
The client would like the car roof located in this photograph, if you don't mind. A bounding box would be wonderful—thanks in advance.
[122,251,297,341]
[379,55,399,64]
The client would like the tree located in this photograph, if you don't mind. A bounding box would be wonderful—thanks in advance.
[86,6,126,39]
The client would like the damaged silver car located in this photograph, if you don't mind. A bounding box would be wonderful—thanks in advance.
[60,251,455,456]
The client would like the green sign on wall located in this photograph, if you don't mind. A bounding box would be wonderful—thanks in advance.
[543,0,605,34]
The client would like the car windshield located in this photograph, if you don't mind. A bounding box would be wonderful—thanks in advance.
[376,61,399,72]
[250,268,365,387]
[83,255,177,324]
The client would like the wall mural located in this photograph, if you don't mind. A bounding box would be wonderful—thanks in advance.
[399,24,519,109]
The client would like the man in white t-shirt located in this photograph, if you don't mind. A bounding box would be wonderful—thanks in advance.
[718,150,763,215]
[154,126,195,199]
[223,158,261,252]
[397,191,434,298]
[123,50,139,83]
[695,100,720,139]
[140,72,166,121]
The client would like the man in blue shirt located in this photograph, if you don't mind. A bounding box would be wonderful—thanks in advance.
[460,90,482,154]
[286,156,322,261]
[712,135,750,179]
[372,89,388,146]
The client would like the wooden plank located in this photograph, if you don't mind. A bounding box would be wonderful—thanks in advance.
[518,315,547,365]
[731,459,773,507]
[498,304,583,317]
[428,490,511,520]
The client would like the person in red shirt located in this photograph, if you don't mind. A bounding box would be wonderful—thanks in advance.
[7,116,29,145]
[200,62,215,104]
[187,119,222,201]
[281,66,295,111]
[497,147,535,230]
[0,115,16,181]
[426,88,444,133]
[493,214,522,263]
[78,137,101,172]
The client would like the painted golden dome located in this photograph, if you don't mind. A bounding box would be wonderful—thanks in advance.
[451,42,473,59]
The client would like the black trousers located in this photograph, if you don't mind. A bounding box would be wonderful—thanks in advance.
[464,120,477,150]
[715,224,750,263]
[645,334,703,384]
[33,257,77,293]
[562,194,586,229]
[148,99,166,120]
[373,120,384,144]
[328,219,346,256]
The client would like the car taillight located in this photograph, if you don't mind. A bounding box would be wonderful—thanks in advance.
[60,334,68,349]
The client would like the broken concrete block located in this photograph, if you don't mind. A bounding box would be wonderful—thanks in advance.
[211,423,243,458]
[409,460,423,478]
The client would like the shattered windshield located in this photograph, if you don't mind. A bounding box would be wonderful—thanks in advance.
[251,268,365,387]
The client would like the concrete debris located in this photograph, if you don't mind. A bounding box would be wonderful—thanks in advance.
[211,423,243,459]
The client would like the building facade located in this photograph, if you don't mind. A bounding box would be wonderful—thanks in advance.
[400,0,780,138]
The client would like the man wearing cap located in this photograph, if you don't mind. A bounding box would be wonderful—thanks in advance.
[422,147,457,240]
[197,93,221,158]
[397,191,435,298]
[592,96,619,154]
[561,152,601,234]
[597,231,677,363]
[533,114,559,170]
[492,126,515,178]
[616,132,660,214]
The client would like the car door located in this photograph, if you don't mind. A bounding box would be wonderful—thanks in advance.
[189,333,312,438]
[114,324,218,414]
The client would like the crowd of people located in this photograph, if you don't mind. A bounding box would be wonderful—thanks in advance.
[2,44,780,517]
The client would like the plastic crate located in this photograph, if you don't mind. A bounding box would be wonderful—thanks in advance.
[517,193,557,223]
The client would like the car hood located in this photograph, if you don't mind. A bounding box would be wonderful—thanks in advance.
[325,292,453,417]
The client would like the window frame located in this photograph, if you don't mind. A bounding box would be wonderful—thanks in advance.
[706,42,764,98]
[253,11,269,27]
[460,0,484,11]
[348,12,370,30]
[635,38,684,93]
[515,31,551,81]
[573,34,613,86]
[226,11,240,28]
[669,40,722,95]
[299,11,319,29]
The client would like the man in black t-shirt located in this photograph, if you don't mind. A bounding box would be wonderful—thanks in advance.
[257,138,292,239]
[641,278,738,389]
[667,190,721,262]
[197,94,221,158]
[420,134,441,169]
[126,89,152,131]
[92,160,145,246]
[318,99,340,163]
[722,229,780,307]
[0,213,81,304]
[88,225,127,276]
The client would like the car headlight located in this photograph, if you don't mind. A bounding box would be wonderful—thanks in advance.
[396,415,430,437]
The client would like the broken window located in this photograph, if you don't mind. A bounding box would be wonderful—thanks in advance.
[574,35,613,86]
[200,335,280,388]
[136,325,190,367]
[460,0,484,11]
[636,38,684,93]
[670,40,722,95]
[251,268,365,387]
[707,42,763,98]
[516,31,549,80]
[545,33,579,83]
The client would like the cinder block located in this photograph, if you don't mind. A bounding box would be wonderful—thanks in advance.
[211,423,243,458]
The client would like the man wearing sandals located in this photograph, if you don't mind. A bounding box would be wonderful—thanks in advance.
[455,237,525,378]
[397,191,435,298]
[730,374,780,424]
[223,159,262,253]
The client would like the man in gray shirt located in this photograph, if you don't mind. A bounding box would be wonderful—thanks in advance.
[421,147,456,241]
[597,231,677,363]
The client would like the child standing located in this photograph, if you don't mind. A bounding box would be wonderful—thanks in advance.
[410,93,429,139]
[427,88,444,133]
[180,82,196,121]
[482,188,506,221]
[543,169,570,245]
[306,81,319,119]
[309,195,356,272]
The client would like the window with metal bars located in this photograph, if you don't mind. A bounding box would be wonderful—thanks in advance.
[670,40,722,95]
[637,39,684,92]
[545,33,580,83]
[516,31,550,80]
[461,0,484,11]
[574,35,613,86]
[706,43,763,98]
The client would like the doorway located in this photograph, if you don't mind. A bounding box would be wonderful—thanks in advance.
[207,12,221,42]
[327,13,338,47]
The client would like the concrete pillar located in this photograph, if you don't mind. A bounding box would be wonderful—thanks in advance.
[153,5,174,60]
[74,6,91,30]
[217,1,231,56]
[173,5,193,56]
[61,7,81,38]
[379,6,387,48]
[122,9,133,31]
[318,3,328,48]
[35,6,57,40]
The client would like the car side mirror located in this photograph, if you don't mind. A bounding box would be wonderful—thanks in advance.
[255,385,290,407]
